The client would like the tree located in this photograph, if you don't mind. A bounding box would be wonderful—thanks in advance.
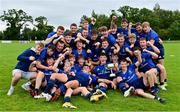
[34,16,54,40]
[0,31,5,40]
[0,9,33,40]
[117,6,140,23]
[168,20,180,40]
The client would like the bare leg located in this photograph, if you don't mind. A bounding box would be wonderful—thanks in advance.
[50,73,68,83]
[135,89,155,99]
[7,72,22,95]
[35,71,45,89]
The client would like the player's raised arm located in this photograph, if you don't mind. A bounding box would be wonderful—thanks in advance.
[143,49,158,59]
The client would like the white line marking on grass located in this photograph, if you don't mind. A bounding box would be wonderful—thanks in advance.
[169,55,175,57]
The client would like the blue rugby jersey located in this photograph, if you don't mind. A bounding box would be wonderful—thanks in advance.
[93,64,111,79]
[118,64,139,84]
[15,48,40,72]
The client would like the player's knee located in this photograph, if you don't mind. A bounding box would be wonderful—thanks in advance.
[99,83,107,88]
[37,71,44,78]
[50,73,56,79]
[145,70,152,76]
[78,87,86,92]
[135,89,144,95]
[14,73,22,79]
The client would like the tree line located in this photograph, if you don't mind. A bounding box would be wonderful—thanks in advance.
[0,4,180,40]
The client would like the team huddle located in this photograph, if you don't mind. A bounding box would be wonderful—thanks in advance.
[7,16,167,109]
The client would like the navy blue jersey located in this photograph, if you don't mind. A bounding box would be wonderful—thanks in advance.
[144,29,164,49]
[73,63,83,73]
[134,30,146,41]
[134,51,156,73]
[88,51,99,62]
[97,46,112,61]
[119,43,131,60]
[106,34,116,46]
[41,69,54,76]
[38,48,55,64]
[15,48,40,72]
[53,49,64,59]
[72,49,88,59]
[93,64,111,79]
[65,39,75,49]
[118,64,147,90]
[75,71,98,87]
[110,32,118,39]
[47,32,56,38]
[80,23,93,37]
[117,27,136,42]
[118,64,139,84]
[46,32,59,47]
[71,32,77,39]
[58,68,76,81]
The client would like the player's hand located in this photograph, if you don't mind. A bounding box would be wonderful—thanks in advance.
[85,39,90,44]
[87,49,91,54]
[143,49,148,52]
[32,61,37,64]
[101,36,104,40]
[128,22,133,29]
[69,72,76,76]
[130,44,134,48]
[91,17,96,25]
[112,15,117,21]
[111,81,116,90]
[94,42,100,47]
[114,63,119,68]
[29,56,35,61]
[134,50,139,56]
[113,49,119,54]
[48,66,53,70]
[147,41,152,46]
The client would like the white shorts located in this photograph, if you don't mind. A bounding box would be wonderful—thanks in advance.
[12,69,36,80]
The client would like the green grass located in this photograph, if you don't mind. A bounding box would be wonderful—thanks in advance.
[0,41,180,111]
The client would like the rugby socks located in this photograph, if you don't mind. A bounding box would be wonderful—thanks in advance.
[99,86,107,93]
[117,81,127,93]
[85,93,93,99]
[160,82,164,86]
[64,96,71,102]
[44,79,55,94]
[10,85,14,90]
[59,84,67,94]
[154,95,160,100]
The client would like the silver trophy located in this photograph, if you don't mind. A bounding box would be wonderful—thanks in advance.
[107,63,116,77]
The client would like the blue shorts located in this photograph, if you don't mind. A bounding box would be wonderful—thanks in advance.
[42,75,51,83]
[155,66,161,75]
[130,78,147,90]
[158,48,164,59]
[55,80,64,88]
[76,78,89,87]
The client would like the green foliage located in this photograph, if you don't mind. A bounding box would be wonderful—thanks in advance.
[34,16,54,40]
[0,9,33,40]
[0,10,54,40]
[168,20,180,40]
[80,4,180,40]
[0,31,5,40]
